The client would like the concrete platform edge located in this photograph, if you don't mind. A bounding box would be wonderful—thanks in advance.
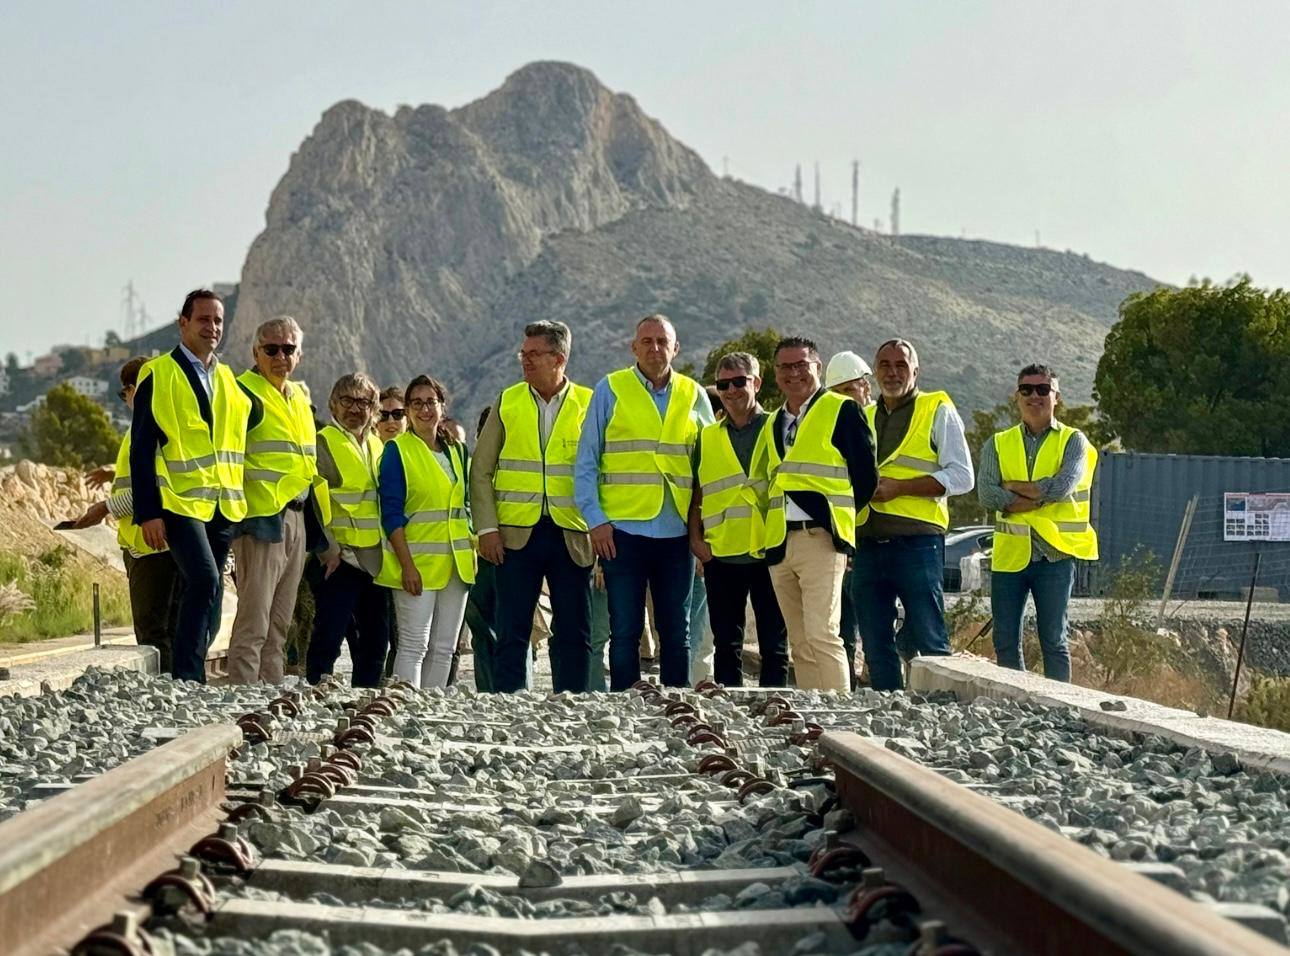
[909,655,1290,775]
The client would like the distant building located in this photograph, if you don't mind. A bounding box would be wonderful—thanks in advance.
[31,352,63,377]
[65,376,109,399]
[16,395,46,414]
[0,368,9,396]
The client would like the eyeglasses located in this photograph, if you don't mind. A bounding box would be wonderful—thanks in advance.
[1017,383,1054,397]
[378,408,406,422]
[117,386,133,402]
[714,375,750,391]
[408,397,442,411]
[259,342,298,357]
[338,395,374,410]
[517,349,555,361]
[776,360,817,374]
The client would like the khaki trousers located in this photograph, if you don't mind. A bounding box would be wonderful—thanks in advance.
[768,527,849,691]
[228,509,306,684]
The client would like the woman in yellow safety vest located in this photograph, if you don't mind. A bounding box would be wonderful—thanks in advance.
[375,375,476,688]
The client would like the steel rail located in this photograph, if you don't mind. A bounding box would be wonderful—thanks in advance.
[820,730,1288,956]
[0,724,241,956]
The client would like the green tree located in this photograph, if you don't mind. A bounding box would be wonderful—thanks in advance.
[19,383,121,468]
[1095,278,1290,455]
[680,327,785,409]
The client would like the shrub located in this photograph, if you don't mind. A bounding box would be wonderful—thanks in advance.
[0,550,130,643]
[1236,677,1290,733]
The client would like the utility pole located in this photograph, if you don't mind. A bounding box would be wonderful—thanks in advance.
[793,164,803,203]
[851,160,859,226]
[890,188,901,237]
[812,162,821,212]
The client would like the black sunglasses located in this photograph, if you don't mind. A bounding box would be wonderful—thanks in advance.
[1017,383,1053,397]
[260,343,298,357]
[714,375,750,391]
[378,408,406,422]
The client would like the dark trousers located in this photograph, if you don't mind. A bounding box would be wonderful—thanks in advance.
[163,510,234,683]
[852,534,951,691]
[839,567,859,689]
[589,581,610,691]
[494,519,592,694]
[124,551,180,675]
[704,558,789,687]
[603,530,693,690]
[992,557,1075,682]
[464,560,501,692]
[306,559,391,688]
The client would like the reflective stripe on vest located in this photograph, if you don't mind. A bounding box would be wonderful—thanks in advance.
[237,371,319,518]
[598,368,702,521]
[697,420,770,558]
[494,381,592,531]
[863,390,953,531]
[319,424,383,549]
[762,392,857,550]
[112,433,162,556]
[376,433,476,590]
[991,422,1099,572]
[142,355,250,522]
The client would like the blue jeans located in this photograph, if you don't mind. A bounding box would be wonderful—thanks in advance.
[852,535,950,691]
[991,557,1075,682]
[687,569,709,684]
[163,510,235,683]
[493,519,592,694]
[602,531,693,690]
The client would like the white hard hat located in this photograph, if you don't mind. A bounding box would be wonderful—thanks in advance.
[824,351,872,388]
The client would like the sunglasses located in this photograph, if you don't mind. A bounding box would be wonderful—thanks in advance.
[378,408,406,422]
[118,386,133,402]
[1017,383,1054,397]
[260,343,298,357]
[714,376,750,391]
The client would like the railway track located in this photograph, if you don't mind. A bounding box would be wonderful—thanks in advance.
[1,678,1286,956]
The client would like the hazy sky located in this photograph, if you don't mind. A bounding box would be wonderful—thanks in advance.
[2,1,1287,358]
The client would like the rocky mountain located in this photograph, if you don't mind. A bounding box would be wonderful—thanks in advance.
[229,61,1160,418]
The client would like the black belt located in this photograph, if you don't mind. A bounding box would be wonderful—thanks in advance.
[785,520,821,532]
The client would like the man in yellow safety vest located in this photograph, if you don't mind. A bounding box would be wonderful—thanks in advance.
[227,316,325,684]
[687,351,788,687]
[130,288,258,683]
[472,320,594,693]
[762,336,878,692]
[976,363,1098,681]
[853,338,975,691]
[574,314,715,690]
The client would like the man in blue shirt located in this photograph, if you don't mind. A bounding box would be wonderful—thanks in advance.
[574,315,715,689]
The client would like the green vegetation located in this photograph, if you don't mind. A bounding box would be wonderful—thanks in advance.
[19,383,121,468]
[1236,677,1290,733]
[0,545,131,644]
[679,326,784,408]
[1095,277,1290,456]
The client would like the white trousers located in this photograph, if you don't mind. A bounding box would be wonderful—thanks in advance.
[392,572,470,689]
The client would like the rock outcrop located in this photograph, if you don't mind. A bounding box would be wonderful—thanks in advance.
[229,61,1161,416]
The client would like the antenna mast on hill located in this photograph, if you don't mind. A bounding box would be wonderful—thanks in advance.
[851,160,859,226]
[120,280,150,340]
[890,188,901,237]
[793,165,803,203]
[812,162,821,212]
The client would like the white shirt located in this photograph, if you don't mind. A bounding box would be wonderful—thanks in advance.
[779,397,815,522]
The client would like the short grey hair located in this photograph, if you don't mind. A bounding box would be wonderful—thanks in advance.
[875,338,919,370]
[716,351,759,377]
[524,320,572,357]
[255,315,304,347]
[328,372,379,411]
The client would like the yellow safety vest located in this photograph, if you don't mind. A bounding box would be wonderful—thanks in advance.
[762,392,857,550]
[494,381,592,532]
[112,433,161,557]
[237,371,319,519]
[864,391,952,531]
[697,420,769,557]
[991,422,1099,572]
[599,368,701,521]
[376,432,476,590]
[140,354,250,522]
[319,424,383,549]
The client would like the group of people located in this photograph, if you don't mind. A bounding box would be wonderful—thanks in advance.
[78,287,1099,693]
